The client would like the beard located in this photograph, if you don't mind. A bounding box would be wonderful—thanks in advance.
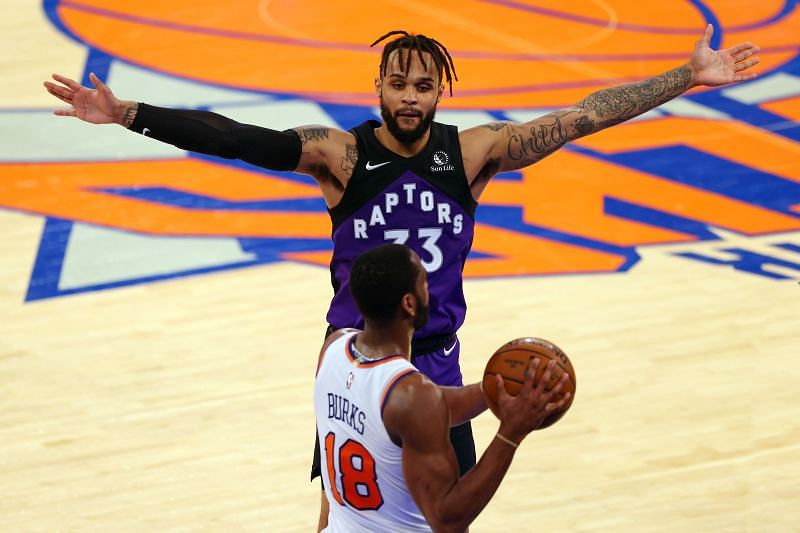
[380,96,436,145]
[413,300,429,330]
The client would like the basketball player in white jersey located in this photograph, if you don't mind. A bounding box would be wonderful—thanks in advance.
[314,244,570,532]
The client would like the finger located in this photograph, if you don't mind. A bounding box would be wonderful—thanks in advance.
[551,372,569,395]
[536,359,557,393]
[44,83,74,102]
[53,108,77,117]
[522,358,540,392]
[733,72,758,82]
[702,24,713,47]
[46,89,73,106]
[726,42,755,57]
[545,392,572,412]
[735,57,760,71]
[89,72,109,93]
[731,48,756,63]
[542,372,569,402]
[495,374,510,400]
[52,73,82,91]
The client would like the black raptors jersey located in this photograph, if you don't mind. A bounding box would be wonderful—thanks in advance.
[326,120,477,343]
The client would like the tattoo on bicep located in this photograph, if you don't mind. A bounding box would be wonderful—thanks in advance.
[580,65,691,127]
[507,115,569,163]
[341,143,357,175]
[480,122,509,132]
[296,127,330,145]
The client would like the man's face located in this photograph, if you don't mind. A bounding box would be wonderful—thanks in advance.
[376,49,444,144]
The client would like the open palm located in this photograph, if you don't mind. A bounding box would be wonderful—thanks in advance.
[690,25,760,87]
[44,72,119,124]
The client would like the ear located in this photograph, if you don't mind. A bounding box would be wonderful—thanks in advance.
[400,292,416,318]
[375,76,382,98]
[436,83,444,104]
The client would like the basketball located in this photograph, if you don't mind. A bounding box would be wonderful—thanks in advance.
[482,337,576,429]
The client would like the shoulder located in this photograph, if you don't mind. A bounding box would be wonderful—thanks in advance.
[293,125,354,149]
[383,372,448,444]
[316,328,359,374]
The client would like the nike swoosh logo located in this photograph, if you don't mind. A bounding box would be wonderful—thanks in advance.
[142,128,151,136]
[443,339,458,356]
[365,161,391,171]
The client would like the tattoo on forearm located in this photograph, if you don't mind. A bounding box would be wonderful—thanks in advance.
[507,114,569,162]
[480,122,509,132]
[573,114,596,136]
[579,65,691,128]
[122,103,138,128]
[500,66,691,169]
[296,127,330,145]
[341,143,357,174]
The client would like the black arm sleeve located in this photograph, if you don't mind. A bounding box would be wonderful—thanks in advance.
[128,103,302,171]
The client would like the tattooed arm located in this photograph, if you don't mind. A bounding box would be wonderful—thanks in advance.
[460,24,760,199]
[292,126,359,206]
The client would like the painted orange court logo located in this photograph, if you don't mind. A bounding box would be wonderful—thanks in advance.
[2,1,799,300]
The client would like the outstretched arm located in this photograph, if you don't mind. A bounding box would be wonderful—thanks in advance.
[462,24,760,196]
[44,73,301,169]
[44,73,356,205]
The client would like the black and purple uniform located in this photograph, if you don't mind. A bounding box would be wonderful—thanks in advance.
[126,103,479,479]
[326,119,477,388]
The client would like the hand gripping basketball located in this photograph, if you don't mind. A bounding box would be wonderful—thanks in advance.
[494,358,571,444]
[483,337,577,445]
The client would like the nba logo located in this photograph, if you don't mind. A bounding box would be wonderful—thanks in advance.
[346,372,355,389]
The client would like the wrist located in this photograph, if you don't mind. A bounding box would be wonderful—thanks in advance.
[115,101,138,128]
[495,432,520,450]
[497,423,525,446]
[685,62,701,89]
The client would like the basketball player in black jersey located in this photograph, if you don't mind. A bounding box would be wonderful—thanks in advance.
[45,24,760,531]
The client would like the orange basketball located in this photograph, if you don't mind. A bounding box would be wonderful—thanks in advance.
[482,337,576,429]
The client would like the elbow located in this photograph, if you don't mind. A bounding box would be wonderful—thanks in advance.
[429,506,471,533]
[431,518,469,533]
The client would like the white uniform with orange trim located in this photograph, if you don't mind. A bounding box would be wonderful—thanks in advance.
[314,330,431,532]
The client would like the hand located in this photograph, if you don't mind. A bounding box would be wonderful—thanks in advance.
[44,72,127,125]
[495,358,571,444]
[689,24,760,87]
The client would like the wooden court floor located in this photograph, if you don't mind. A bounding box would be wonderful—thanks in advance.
[1,1,799,531]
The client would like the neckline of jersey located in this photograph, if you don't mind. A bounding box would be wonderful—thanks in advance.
[349,334,405,363]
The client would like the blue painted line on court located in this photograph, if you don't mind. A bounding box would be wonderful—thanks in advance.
[315,102,375,131]
[731,0,797,31]
[28,259,275,301]
[600,146,800,217]
[82,48,114,86]
[96,187,328,212]
[604,198,719,240]
[188,154,318,187]
[42,0,82,45]
[677,248,800,279]
[25,218,72,302]
[687,0,722,49]
[474,204,640,266]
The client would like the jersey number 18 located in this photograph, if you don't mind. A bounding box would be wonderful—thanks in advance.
[324,432,384,511]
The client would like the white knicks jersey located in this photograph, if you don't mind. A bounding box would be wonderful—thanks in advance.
[314,331,432,532]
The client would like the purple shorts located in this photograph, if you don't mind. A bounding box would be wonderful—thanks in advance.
[411,335,463,387]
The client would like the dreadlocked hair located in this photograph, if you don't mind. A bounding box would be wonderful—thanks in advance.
[370,30,458,96]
